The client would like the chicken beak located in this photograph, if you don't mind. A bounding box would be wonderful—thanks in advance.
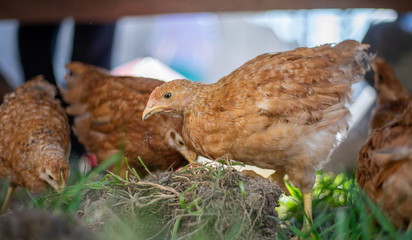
[55,172,66,193]
[39,168,67,193]
[181,150,198,164]
[142,106,166,120]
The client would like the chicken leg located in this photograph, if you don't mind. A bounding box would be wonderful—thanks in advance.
[302,192,313,230]
[1,184,16,214]
[291,192,313,240]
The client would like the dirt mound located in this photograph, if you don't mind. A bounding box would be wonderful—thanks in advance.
[77,163,285,240]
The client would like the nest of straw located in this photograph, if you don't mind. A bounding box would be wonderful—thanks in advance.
[77,163,284,240]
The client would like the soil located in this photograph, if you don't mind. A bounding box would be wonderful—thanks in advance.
[77,163,288,240]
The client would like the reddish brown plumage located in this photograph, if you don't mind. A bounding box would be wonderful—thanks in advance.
[369,58,412,130]
[0,76,70,192]
[144,40,373,194]
[61,62,196,178]
[356,59,412,229]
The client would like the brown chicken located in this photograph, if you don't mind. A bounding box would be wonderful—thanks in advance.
[356,59,412,230]
[368,58,412,130]
[60,62,197,178]
[142,40,373,229]
[0,76,70,214]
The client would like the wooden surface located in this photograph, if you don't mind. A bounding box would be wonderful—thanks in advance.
[0,0,411,22]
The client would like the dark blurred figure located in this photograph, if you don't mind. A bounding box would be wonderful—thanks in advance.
[18,23,115,86]
[18,22,116,158]
[0,210,95,240]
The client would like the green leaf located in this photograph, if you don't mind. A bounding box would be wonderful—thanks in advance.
[238,181,246,199]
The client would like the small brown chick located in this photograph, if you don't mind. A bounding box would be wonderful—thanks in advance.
[60,62,197,178]
[0,76,71,214]
[356,59,412,230]
[143,40,373,230]
[369,58,412,130]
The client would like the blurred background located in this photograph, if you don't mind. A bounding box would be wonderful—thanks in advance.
[0,0,411,173]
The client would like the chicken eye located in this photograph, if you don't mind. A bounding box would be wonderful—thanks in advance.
[163,92,172,99]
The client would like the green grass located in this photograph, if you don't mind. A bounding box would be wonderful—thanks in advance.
[2,159,411,240]
[24,152,123,215]
[275,171,412,239]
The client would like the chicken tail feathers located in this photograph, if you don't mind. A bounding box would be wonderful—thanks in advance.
[334,40,375,84]
[61,62,109,116]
